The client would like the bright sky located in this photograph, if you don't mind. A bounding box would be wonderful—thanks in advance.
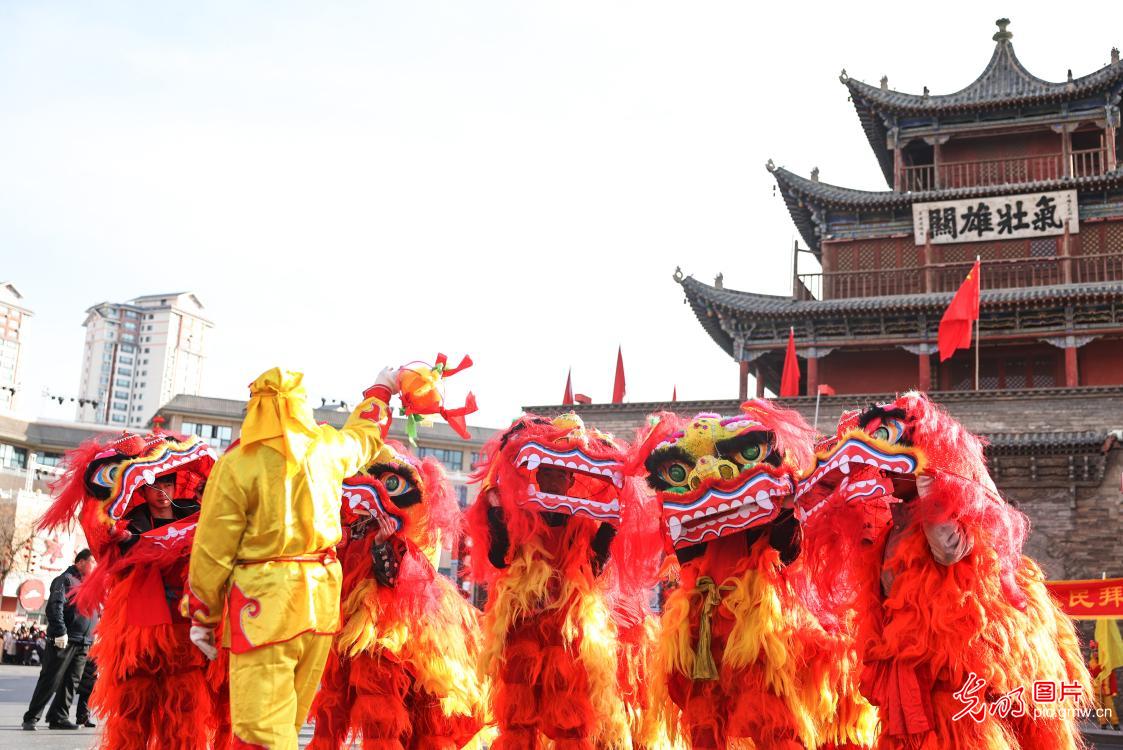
[2,2,1116,428]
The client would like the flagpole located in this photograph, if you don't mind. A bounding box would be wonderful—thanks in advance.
[813,389,821,431]
[974,254,981,391]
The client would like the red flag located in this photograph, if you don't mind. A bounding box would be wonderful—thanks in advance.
[575,393,592,404]
[562,369,574,405]
[938,260,981,362]
[780,327,800,397]
[817,383,836,396]
[672,385,678,402]
[612,346,626,403]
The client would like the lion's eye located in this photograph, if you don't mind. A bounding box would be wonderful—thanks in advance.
[378,472,413,496]
[735,442,763,466]
[658,461,691,488]
[868,419,904,444]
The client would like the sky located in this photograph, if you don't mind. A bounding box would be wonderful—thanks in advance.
[2,1,1117,428]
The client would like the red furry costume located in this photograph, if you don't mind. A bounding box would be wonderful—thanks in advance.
[307,441,486,750]
[38,432,227,750]
[632,400,875,749]
[796,392,1092,750]
[465,413,658,750]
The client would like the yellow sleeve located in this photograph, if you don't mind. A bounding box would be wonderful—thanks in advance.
[319,388,395,478]
[181,457,249,626]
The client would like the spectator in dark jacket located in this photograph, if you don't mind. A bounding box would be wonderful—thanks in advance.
[21,549,99,731]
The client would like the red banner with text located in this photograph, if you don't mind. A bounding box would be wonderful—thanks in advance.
[1046,577,1123,620]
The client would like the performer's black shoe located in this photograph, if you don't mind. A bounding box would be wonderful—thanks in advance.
[21,722,35,731]
[80,720,96,728]
[48,720,79,730]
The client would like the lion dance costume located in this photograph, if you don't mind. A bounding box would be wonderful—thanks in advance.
[466,413,657,750]
[307,441,486,749]
[796,392,1091,750]
[39,430,224,750]
[632,400,875,749]
[182,368,396,750]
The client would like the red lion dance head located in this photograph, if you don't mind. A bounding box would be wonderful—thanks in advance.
[466,411,657,588]
[633,399,815,558]
[340,439,459,556]
[39,431,216,610]
[798,391,1026,604]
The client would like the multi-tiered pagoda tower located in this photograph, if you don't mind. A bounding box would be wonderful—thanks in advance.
[685,18,1123,399]
[530,19,1123,580]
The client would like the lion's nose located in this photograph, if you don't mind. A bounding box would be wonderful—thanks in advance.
[687,457,739,490]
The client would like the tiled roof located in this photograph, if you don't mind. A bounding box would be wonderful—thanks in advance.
[985,430,1112,454]
[767,165,1123,253]
[682,274,1123,318]
[843,29,1123,116]
[0,414,121,452]
[842,21,1123,186]
[678,274,1123,354]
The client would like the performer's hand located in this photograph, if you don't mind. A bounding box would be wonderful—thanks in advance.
[483,487,501,508]
[189,625,218,661]
[374,366,401,396]
[53,634,68,649]
[372,515,394,545]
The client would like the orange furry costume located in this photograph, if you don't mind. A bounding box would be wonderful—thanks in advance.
[796,392,1092,750]
[633,400,874,750]
[465,413,655,750]
[38,432,226,750]
[307,442,485,750]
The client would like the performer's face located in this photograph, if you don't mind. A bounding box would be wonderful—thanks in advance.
[142,476,176,513]
[536,466,574,496]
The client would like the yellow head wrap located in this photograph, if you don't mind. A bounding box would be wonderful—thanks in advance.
[241,368,320,477]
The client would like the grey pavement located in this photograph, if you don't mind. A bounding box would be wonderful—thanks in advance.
[3,662,1120,749]
[0,664,320,749]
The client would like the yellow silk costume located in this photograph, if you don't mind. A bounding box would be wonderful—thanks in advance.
[182,368,393,750]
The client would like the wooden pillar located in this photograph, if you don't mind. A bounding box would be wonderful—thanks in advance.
[920,235,935,293]
[1064,346,1079,387]
[1061,126,1072,178]
[807,355,819,397]
[755,367,765,398]
[1107,124,1118,171]
[932,140,943,189]
[738,361,750,401]
[918,351,932,392]
[893,146,903,191]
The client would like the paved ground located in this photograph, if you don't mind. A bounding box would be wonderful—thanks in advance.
[2,662,1120,749]
[0,665,319,749]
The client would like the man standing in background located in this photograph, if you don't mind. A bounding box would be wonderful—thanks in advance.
[21,549,99,731]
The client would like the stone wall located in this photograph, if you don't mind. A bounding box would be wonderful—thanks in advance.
[524,386,1123,580]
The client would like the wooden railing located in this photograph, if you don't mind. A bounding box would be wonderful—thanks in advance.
[796,252,1123,300]
[900,148,1108,192]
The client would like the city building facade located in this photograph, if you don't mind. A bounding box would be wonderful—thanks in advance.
[77,292,212,427]
[0,282,32,414]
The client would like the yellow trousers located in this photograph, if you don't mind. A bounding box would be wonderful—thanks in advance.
[1098,689,1118,727]
[229,632,333,750]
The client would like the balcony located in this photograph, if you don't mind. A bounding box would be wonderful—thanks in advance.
[900,148,1109,192]
[794,251,1123,301]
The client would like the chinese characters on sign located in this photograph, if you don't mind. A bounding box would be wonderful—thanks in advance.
[913,190,1079,246]
[1045,577,1123,619]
